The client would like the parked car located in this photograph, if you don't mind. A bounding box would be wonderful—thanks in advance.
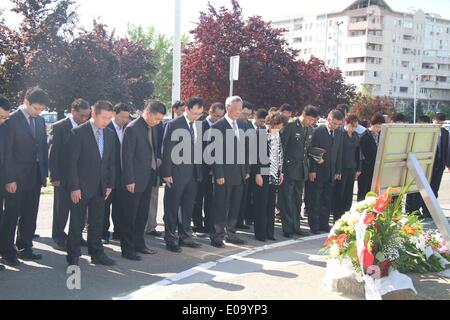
[41,111,59,125]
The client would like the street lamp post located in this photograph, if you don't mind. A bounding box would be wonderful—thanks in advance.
[172,0,181,105]
[413,72,425,124]
[335,21,343,68]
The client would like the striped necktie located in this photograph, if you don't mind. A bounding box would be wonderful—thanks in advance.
[97,128,104,159]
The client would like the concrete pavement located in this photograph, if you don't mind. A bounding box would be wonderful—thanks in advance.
[0,172,449,300]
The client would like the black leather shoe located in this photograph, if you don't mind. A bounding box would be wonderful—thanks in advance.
[18,249,42,261]
[179,240,202,248]
[283,232,293,238]
[255,237,267,242]
[320,226,331,233]
[0,264,5,271]
[236,224,251,230]
[311,229,321,235]
[267,236,277,241]
[91,254,116,266]
[146,230,163,237]
[137,247,158,255]
[81,239,88,247]
[53,240,67,251]
[211,241,225,248]
[166,243,182,253]
[33,234,40,238]
[1,256,20,267]
[225,237,246,245]
[122,253,142,261]
[67,256,79,266]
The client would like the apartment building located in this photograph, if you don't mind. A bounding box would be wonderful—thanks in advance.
[272,0,450,111]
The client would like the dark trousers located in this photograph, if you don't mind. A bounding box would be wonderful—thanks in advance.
[211,183,244,242]
[406,166,445,217]
[193,174,213,232]
[67,188,105,258]
[308,179,333,232]
[103,187,125,239]
[121,183,152,255]
[164,181,198,245]
[254,179,277,241]
[0,177,41,257]
[334,168,356,221]
[358,163,374,201]
[238,176,255,225]
[278,176,304,234]
[52,185,71,243]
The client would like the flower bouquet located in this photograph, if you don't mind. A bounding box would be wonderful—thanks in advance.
[322,185,450,299]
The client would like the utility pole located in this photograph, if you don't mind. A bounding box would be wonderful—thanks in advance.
[172,0,181,106]
[335,21,343,69]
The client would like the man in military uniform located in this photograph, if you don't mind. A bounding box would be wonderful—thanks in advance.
[278,105,320,238]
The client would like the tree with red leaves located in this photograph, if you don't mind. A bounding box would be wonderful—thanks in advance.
[182,0,299,109]
[351,94,395,121]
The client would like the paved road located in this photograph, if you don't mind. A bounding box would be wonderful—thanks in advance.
[1,173,449,300]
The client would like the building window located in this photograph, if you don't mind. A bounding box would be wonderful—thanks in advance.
[402,61,410,68]
[349,30,366,37]
[293,37,302,43]
[400,87,408,93]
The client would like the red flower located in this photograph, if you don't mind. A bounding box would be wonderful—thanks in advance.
[364,213,376,225]
[336,234,348,247]
[324,235,337,246]
[374,194,389,213]
[362,248,375,268]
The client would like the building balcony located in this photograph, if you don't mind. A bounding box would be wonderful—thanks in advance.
[420,81,450,90]
[367,35,384,44]
[349,21,368,31]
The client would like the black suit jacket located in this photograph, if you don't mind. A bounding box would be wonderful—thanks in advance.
[121,117,157,193]
[4,109,48,190]
[209,117,250,185]
[435,127,450,170]
[280,118,314,181]
[309,124,343,182]
[48,117,74,185]
[161,116,203,185]
[360,130,378,168]
[0,123,8,186]
[67,121,115,198]
[108,121,124,189]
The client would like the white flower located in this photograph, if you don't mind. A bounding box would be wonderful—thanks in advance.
[330,244,340,258]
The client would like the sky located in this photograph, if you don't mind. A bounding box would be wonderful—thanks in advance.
[2,0,450,38]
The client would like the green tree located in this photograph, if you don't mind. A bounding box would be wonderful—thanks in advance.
[128,24,188,108]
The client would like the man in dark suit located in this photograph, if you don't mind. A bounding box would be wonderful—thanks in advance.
[278,106,319,238]
[308,110,344,234]
[209,96,250,248]
[49,99,91,250]
[192,102,225,235]
[161,97,205,252]
[237,107,268,230]
[0,96,12,271]
[102,103,131,243]
[407,113,450,218]
[0,87,49,266]
[121,100,166,260]
[66,101,116,267]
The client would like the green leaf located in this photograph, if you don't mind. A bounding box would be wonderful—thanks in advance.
[376,252,385,262]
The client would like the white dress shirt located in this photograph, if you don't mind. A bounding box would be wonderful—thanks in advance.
[183,112,198,142]
[225,114,240,140]
[112,119,124,144]
[69,114,79,129]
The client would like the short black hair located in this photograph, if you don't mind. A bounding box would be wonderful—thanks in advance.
[370,113,386,126]
[93,100,113,115]
[418,115,431,124]
[210,102,225,113]
[391,113,407,123]
[0,96,12,111]
[255,108,268,120]
[145,99,166,115]
[345,114,359,124]
[71,98,90,112]
[113,102,131,114]
[25,86,50,106]
[329,109,344,121]
[280,103,293,113]
[336,104,349,115]
[187,97,205,110]
[172,100,186,110]
[302,105,319,118]
[434,112,446,121]
[243,101,254,111]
